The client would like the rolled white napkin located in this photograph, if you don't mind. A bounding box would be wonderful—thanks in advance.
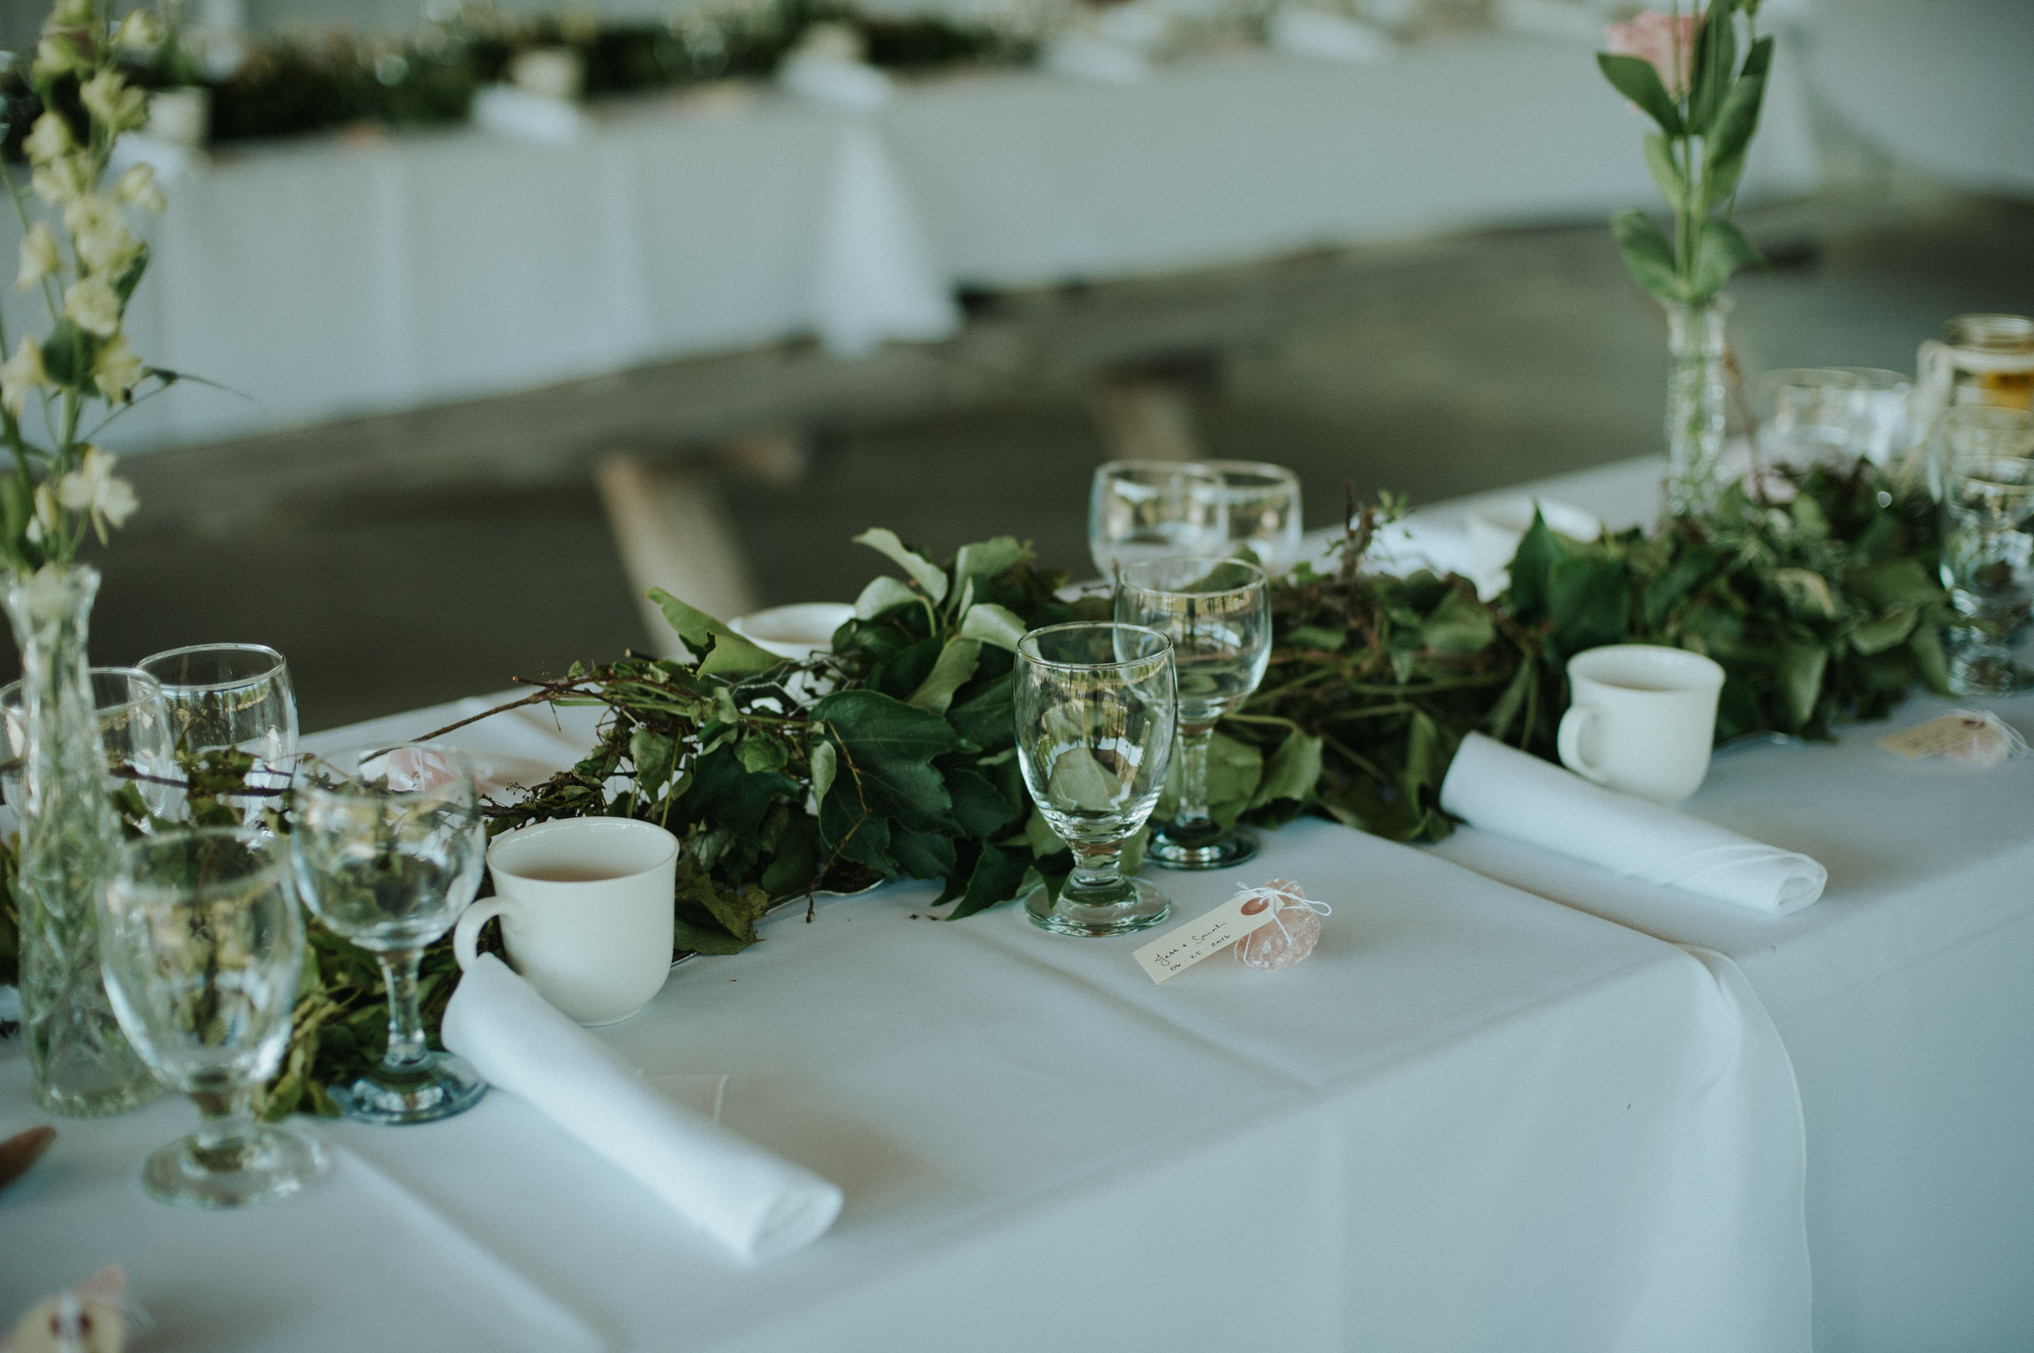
[1439,732,1827,915]
[443,955,843,1262]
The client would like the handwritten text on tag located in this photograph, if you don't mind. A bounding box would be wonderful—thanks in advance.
[1133,892,1285,984]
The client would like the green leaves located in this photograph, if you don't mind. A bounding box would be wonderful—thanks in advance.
[1611,210,1683,303]
[1691,218,1761,299]
[813,688,966,878]
[1643,132,1685,208]
[649,589,778,675]
[1597,52,1683,136]
[855,527,948,603]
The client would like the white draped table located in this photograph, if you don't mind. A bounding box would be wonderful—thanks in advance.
[0,30,1818,452]
[0,695,1812,1351]
[1378,455,2034,1352]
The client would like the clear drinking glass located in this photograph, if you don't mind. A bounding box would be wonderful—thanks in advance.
[1929,405,2034,503]
[1208,460,1304,573]
[1014,623,1177,937]
[99,826,328,1208]
[1939,455,2034,697]
[1116,558,1272,869]
[1759,369,1867,468]
[1832,368,1914,467]
[1088,461,1228,579]
[290,746,489,1124]
[138,644,299,823]
[1,667,177,817]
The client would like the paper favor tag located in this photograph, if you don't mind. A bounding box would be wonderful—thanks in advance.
[1133,891,1286,984]
[1877,713,2021,762]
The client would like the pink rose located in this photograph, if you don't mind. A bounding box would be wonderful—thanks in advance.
[1606,9,1698,99]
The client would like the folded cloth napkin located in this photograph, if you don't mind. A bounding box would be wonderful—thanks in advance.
[442,955,843,1262]
[1439,732,1827,915]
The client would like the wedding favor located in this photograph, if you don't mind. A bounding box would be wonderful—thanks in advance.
[1132,878,1328,983]
[1876,711,2031,768]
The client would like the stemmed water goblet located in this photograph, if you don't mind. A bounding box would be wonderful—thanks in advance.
[1,667,177,818]
[290,745,489,1123]
[1759,369,1866,469]
[1939,454,2034,697]
[138,643,299,823]
[1115,557,1271,869]
[1014,622,1177,937]
[98,826,329,1207]
[1088,461,1228,580]
[1208,461,1303,573]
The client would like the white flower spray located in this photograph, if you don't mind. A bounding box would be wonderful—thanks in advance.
[1,0,173,577]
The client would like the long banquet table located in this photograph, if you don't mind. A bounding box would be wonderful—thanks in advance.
[1,693,1815,1351]
[0,30,1819,454]
[11,459,2029,1351]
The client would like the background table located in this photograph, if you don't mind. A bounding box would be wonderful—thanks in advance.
[0,698,1810,1352]
[0,30,1819,453]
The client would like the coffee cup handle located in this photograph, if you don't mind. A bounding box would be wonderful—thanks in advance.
[454,897,514,973]
[1556,704,1606,783]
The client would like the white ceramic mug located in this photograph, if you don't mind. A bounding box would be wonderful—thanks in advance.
[1556,645,1725,805]
[455,817,679,1026]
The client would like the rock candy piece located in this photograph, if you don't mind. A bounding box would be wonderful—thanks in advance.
[1236,901,1322,970]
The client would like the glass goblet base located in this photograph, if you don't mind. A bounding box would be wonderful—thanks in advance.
[143,1122,328,1209]
[1023,876,1172,937]
[1948,642,2034,698]
[1146,820,1259,871]
[331,1051,487,1125]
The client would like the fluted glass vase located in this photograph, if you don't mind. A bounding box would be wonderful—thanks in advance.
[1664,296,1733,520]
[4,565,160,1117]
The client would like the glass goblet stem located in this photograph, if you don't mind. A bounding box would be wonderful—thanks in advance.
[377,949,432,1073]
[185,1085,264,1172]
[1064,839,1129,905]
[1171,722,1219,841]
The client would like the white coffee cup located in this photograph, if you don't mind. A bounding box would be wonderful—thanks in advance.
[1556,645,1725,805]
[455,817,678,1026]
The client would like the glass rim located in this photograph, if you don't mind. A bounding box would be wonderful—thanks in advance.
[111,824,289,897]
[1017,621,1174,672]
[0,665,163,717]
[1759,367,1869,392]
[1946,313,2034,350]
[1947,455,2034,491]
[294,743,479,803]
[1942,404,2034,430]
[1116,555,1269,598]
[1203,459,1300,486]
[137,642,289,694]
[1094,459,1223,484]
[1829,366,1912,391]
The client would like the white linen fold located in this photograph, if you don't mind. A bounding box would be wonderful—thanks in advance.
[1439,732,1827,915]
[442,955,843,1262]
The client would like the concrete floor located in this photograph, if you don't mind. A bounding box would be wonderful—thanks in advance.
[43,188,2034,730]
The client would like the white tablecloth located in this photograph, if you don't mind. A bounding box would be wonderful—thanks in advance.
[0,32,1819,452]
[0,697,1810,1351]
[1399,454,2034,1352]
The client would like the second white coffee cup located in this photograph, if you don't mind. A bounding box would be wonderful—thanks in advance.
[1556,644,1725,805]
[455,817,678,1026]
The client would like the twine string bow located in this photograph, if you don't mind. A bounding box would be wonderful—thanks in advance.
[1235,878,1330,962]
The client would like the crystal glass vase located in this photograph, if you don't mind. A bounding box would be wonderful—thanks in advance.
[1664,296,1733,520]
[3,565,161,1117]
